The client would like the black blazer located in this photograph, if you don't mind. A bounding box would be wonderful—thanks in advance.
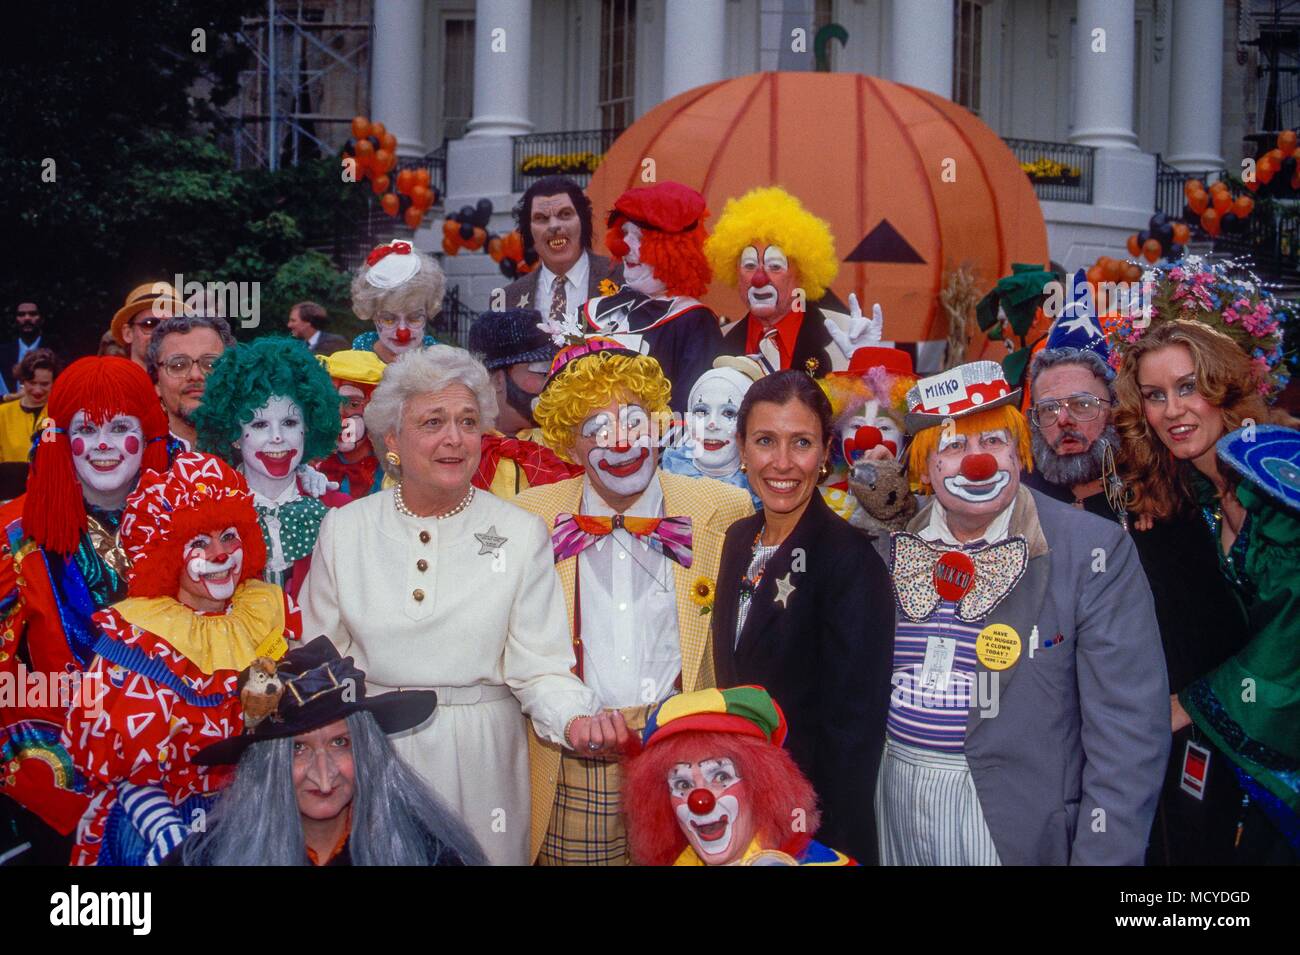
[713,490,895,863]
[309,332,351,356]
[717,306,836,378]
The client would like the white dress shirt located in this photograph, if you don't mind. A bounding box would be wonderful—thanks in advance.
[307,329,321,350]
[536,251,591,321]
[920,495,1016,547]
[577,475,683,709]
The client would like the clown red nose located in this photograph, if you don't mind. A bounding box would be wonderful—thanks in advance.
[395,327,413,344]
[687,788,716,815]
[960,452,999,482]
[210,552,230,565]
[750,267,770,287]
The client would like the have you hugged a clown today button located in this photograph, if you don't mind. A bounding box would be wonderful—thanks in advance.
[975,623,1021,671]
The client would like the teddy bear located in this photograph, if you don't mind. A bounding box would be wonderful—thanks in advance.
[847,455,917,534]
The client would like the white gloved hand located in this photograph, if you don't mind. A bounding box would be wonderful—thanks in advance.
[297,463,338,498]
[825,294,884,358]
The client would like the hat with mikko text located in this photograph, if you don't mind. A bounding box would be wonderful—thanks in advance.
[903,360,1022,435]
[642,686,788,750]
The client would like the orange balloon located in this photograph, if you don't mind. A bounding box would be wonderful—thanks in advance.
[411,185,430,208]
[370,121,387,140]
[1142,238,1163,263]
[1086,265,1104,285]
[380,133,398,154]
[1122,263,1142,283]
[471,226,487,247]
[381,193,399,217]
[1183,179,1203,198]
[1126,234,1141,257]
[1103,258,1122,281]
[1172,222,1191,244]
[442,219,458,239]
[442,235,458,255]
[1211,191,1232,216]
[396,169,415,195]
[414,168,431,187]
[1244,176,1260,192]
[1188,189,1209,214]
[1280,129,1298,157]
[1209,179,1229,194]
[370,174,390,195]
[351,116,371,140]
[1267,148,1284,165]
[355,139,375,159]
[1232,195,1254,219]
[1258,159,1276,184]
[404,207,424,229]
[488,236,503,262]
[1200,209,1220,237]
[374,149,394,173]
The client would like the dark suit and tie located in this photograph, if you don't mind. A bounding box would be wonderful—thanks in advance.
[308,331,350,356]
[713,490,895,863]
[502,251,621,312]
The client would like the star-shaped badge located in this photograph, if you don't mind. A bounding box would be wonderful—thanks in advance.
[518,293,530,308]
[475,525,508,556]
[773,572,796,608]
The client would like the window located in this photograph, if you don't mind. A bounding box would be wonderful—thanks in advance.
[442,16,474,141]
[953,0,983,114]
[599,0,636,131]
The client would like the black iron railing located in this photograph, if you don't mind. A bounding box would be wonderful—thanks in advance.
[1003,137,1095,204]
[1154,157,1225,229]
[395,142,447,205]
[431,284,477,349]
[511,129,623,192]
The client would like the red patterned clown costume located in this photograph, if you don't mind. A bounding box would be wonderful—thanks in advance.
[62,452,300,866]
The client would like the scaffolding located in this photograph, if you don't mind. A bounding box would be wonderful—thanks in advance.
[224,0,372,170]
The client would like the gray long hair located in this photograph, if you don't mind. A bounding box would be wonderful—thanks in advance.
[180,711,486,866]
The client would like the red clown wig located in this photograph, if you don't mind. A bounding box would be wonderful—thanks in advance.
[603,182,712,299]
[622,730,821,866]
[119,452,267,599]
[24,356,170,555]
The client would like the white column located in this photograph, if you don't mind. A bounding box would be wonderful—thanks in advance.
[662,0,727,100]
[1070,0,1138,149]
[887,0,953,98]
[1165,0,1225,169]
[465,0,533,138]
[370,0,427,156]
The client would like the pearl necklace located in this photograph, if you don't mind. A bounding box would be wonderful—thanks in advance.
[394,483,475,520]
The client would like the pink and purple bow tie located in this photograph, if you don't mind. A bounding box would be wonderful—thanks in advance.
[552,513,693,567]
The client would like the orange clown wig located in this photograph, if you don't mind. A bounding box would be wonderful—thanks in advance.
[603,181,712,299]
[905,403,1033,493]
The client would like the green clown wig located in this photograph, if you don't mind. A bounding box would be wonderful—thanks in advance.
[193,337,342,465]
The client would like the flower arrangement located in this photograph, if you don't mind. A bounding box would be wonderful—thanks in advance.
[598,278,621,297]
[519,152,604,177]
[1020,157,1082,183]
[1103,257,1292,397]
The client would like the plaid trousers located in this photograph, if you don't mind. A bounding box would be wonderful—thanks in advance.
[536,703,654,867]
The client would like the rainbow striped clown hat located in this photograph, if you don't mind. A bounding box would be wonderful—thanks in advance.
[642,686,788,750]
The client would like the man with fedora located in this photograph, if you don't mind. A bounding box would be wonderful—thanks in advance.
[111,281,187,370]
[467,307,581,499]
[877,359,1169,865]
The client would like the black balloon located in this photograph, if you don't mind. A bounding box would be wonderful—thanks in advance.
[459,222,474,240]
[1150,212,1169,230]
[1137,230,1150,246]
[1219,212,1240,234]
[1167,243,1185,258]
[1155,222,1174,246]
[1281,156,1297,181]
[500,258,517,279]
[459,204,475,221]
[475,198,494,226]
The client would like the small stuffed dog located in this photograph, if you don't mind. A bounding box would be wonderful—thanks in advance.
[847,456,917,534]
[238,657,284,729]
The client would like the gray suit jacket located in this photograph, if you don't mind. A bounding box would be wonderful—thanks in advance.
[892,486,1170,865]
[501,251,621,310]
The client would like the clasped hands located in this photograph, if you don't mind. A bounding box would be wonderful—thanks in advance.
[566,709,630,757]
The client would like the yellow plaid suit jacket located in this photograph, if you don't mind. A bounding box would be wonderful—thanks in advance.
[512,469,754,862]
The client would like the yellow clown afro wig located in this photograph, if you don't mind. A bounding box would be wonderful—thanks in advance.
[535,352,672,463]
[704,187,839,300]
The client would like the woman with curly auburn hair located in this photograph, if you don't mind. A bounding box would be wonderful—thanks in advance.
[1114,317,1300,863]
[192,337,349,596]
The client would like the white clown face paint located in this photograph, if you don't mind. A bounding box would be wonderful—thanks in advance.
[738,243,799,320]
[238,395,306,493]
[667,756,755,865]
[839,399,904,463]
[178,526,244,609]
[620,222,667,298]
[687,371,747,476]
[69,410,145,509]
[927,427,1021,521]
[337,384,368,453]
[374,308,427,356]
[574,401,658,502]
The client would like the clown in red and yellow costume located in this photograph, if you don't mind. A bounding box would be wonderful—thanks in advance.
[315,349,387,499]
[63,452,300,866]
[0,357,170,852]
[623,686,854,866]
[581,182,724,412]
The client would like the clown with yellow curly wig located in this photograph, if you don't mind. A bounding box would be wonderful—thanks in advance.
[512,338,753,866]
[582,181,724,413]
[707,186,888,376]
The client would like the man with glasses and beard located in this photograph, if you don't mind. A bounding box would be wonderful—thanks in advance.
[1024,347,1125,523]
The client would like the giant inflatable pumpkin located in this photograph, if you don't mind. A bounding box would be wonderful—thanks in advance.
[587,72,1049,345]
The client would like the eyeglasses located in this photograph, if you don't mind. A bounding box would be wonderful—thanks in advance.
[374,312,427,329]
[131,316,162,331]
[1029,393,1111,427]
[160,354,222,378]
